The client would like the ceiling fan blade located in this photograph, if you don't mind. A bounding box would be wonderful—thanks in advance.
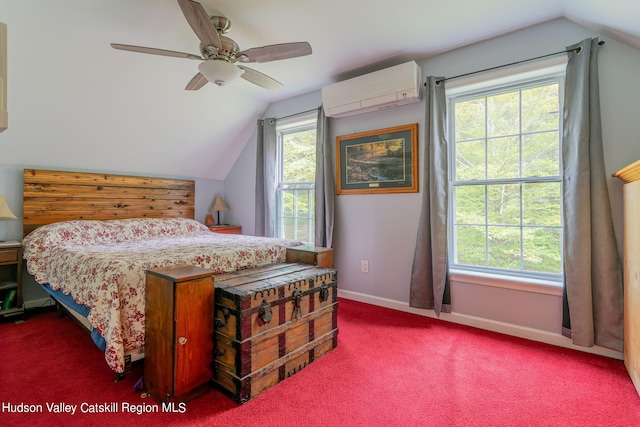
[177,0,222,50]
[238,65,283,90]
[237,42,312,63]
[185,73,209,90]
[111,43,203,60]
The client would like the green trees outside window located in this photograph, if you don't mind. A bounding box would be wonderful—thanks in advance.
[452,81,562,276]
[277,122,316,244]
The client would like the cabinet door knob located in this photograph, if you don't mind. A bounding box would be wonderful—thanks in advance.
[178,336,187,346]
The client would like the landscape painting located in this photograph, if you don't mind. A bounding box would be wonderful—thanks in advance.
[336,124,418,194]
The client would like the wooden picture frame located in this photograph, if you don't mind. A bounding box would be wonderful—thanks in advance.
[336,123,418,195]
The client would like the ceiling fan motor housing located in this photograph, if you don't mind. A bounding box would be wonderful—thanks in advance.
[200,35,238,60]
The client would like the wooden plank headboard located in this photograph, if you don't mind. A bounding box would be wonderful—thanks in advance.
[23,169,195,237]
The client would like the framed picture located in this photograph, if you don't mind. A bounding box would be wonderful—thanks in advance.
[336,123,418,195]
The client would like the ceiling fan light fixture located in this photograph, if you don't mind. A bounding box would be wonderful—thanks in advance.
[198,60,242,86]
[112,2,311,91]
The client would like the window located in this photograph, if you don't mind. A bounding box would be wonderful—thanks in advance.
[275,114,317,245]
[448,67,564,280]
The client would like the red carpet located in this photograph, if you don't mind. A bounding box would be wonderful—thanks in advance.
[1,298,639,426]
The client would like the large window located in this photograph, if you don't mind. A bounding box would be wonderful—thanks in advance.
[449,69,564,280]
[276,114,317,245]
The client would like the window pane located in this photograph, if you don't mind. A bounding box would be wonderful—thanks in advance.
[487,136,520,179]
[282,129,316,182]
[456,225,486,266]
[280,188,314,239]
[282,191,294,214]
[277,120,316,245]
[293,190,308,215]
[487,184,520,225]
[487,92,519,137]
[455,98,485,141]
[456,140,485,181]
[523,227,562,273]
[522,131,559,177]
[522,84,559,133]
[455,185,485,224]
[488,226,521,270]
[281,216,294,240]
[307,190,315,215]
[294,217,311,242]
[522,182,561,226]
[450,76,562,278]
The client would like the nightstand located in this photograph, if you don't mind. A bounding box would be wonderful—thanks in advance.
[0,241,23,319]
[208,225,242,234]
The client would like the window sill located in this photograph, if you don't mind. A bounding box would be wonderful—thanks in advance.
[449,269,563,296]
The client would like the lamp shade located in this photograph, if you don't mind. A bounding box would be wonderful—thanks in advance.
[198,60,243,87]
[0,196,16,220]
[210,196,229,212]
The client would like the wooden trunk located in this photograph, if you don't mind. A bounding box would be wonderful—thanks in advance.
[212,263,338,403]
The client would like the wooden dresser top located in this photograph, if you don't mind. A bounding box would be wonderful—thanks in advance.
[613,160,640,183]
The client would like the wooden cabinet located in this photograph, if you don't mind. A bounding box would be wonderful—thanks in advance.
[614,160,640,396]
[286,245,334,268]
[209,225,242,234]
[0,242,23,319]
[144,265,215,403]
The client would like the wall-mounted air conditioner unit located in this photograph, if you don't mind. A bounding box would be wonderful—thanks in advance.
[322,60,422,118]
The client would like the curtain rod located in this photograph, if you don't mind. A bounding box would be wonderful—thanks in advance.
[276,107,319,121]
[432,41,605,85]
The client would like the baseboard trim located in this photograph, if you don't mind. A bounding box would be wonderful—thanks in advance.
[337,289,623,360]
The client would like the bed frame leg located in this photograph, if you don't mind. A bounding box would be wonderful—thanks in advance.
[54,302,65,318]
[113,355,132,382]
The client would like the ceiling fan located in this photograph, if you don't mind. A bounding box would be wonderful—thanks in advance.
[111,0,312,90]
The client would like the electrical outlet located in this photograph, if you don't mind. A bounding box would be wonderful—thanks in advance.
[361,260,369,273]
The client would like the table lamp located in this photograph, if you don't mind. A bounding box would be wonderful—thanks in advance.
[0,195,17,242]
[206,196,229,226]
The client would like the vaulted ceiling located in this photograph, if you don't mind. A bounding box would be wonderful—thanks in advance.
[3,0,639,180]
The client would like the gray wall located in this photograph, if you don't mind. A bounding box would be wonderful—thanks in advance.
[225,18,640,353]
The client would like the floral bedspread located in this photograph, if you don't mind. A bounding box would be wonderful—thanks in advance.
[22,218,302,373]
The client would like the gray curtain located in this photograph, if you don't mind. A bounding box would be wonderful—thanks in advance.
[409,76,450,316]
[562,38,623,352]
[314,107,335,248]
[255,118,277,237]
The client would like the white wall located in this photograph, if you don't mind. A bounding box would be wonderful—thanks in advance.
[226,18,640,357]
[1,0,267,181]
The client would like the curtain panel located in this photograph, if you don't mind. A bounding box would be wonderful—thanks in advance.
[255,118,277,237]
[562,38,624,352]
[256,111,333,246]
[314,107,335,248]
[409,76,450,316]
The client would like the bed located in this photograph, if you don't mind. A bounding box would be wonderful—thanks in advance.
[22,169,302,377]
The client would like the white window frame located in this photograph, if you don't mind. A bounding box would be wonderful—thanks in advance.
[446,58,567,284]
[275,113,317,245]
